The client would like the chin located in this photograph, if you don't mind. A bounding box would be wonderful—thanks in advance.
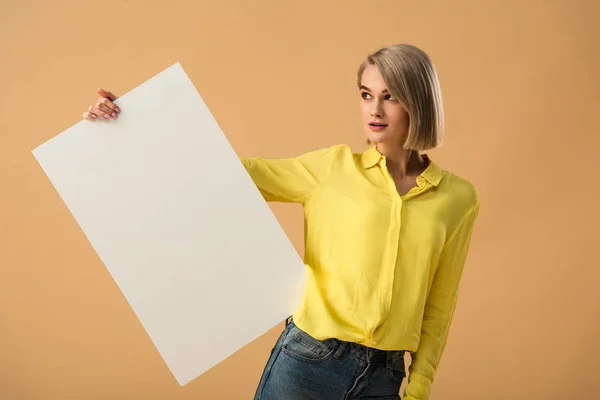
[365,132,386,144]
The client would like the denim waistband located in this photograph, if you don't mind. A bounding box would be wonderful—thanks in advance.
[284,316,405,363]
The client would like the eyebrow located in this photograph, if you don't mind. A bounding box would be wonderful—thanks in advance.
[359,85,389,94]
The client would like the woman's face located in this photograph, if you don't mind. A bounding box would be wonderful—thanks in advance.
[359,64,409,147]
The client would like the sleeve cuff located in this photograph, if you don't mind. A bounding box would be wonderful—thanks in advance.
[402,371,432,400]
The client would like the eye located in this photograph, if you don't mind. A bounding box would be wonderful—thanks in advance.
[385,94,395,101]
[361,91,372,100]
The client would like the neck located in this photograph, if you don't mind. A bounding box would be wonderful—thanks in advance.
[376,142,426,179]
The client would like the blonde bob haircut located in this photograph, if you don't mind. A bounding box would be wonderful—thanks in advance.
[358,44,444,151]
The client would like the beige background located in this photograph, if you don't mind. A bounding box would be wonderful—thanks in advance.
[1,0,599,399]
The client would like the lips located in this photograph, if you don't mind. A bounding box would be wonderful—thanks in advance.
[369,122,388,131]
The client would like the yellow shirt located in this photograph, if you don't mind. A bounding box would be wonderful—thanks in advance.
[241,144,479,399]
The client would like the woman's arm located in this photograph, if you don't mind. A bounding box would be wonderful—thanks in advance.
[403,201,480,400]
[240,145,341,204]
[81,89,338,206]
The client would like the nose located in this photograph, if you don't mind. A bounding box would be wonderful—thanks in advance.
[370,101,383,118]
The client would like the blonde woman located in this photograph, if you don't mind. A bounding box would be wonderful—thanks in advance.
[84,44,479,400]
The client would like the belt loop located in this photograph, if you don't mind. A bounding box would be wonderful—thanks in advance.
[333,340,347,359]
[285,315,293,327]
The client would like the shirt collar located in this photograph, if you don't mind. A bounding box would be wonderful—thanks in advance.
[360,146,444,187]
[360,145,384,169]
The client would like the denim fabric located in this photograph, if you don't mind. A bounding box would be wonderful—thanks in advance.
[254,319,406,400]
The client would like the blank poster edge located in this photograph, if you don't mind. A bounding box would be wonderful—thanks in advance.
[30,60,183,155]
[175,318,287,387]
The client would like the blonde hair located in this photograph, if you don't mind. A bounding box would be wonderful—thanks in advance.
[357,44,444,151]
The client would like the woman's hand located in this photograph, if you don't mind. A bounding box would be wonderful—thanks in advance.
[82,88,121,120]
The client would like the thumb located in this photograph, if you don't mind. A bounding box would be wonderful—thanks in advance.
[96,88,118,101]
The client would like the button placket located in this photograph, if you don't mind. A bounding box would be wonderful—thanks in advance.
[378,159,402,337]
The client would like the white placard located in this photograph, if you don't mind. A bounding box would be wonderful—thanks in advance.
[32,62,306,386]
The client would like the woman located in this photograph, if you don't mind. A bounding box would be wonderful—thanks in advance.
[83,44,479,400]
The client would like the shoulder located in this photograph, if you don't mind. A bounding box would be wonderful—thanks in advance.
[300,143,349,158]
[319,143,372,161]
[303,143,356,166]
[324,144,372,170]
[439,169,480,213]
[320,143,354,156]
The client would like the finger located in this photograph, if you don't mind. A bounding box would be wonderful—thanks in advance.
[93,103,114,117]
[96,88,118,101]
[82,111,98,120]
[94,101,119,119]
[88,105,113,120]
[98,97,120,114]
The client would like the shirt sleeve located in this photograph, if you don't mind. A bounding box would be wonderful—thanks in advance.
[240,145,340,204]
[403,201,480,400]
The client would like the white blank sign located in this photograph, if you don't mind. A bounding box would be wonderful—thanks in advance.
[32,62,306,386]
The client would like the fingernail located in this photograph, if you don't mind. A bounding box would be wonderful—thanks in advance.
[91,114,97,119]
[104,114,110,119]
[115,107,120,113]
[112,113,118,119]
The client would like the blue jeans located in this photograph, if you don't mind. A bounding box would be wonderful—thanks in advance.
[254,318,406,400]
